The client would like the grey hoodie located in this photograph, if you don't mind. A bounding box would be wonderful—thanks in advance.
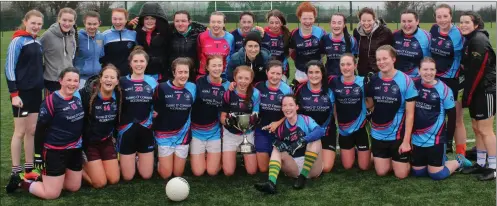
[40,23,76,81]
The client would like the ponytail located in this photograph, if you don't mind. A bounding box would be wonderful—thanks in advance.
[343,26,352,53]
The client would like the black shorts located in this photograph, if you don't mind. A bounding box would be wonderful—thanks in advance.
[339,127,370,151]
[439,77,460,101]
[322,124,337,151]
[371,138,410,163]
[469,91,496,120]
[44,80,61,97]
[11,89,42,118]
[84,137,118,162]
[43,149,83,176]
[411,144,445,167]
[118,124,155,155]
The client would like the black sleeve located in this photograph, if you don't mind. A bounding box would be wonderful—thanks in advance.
[445,108,456,143]
[34,121,48,155]
[153,86,165,118]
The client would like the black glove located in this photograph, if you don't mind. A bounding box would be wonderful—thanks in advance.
[288,138,306,156]
[225,113,237,128]
[249,113,259,125]
[34,153,44,171]
[273,139,288,152]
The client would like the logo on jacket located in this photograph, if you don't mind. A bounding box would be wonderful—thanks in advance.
[444,41,452,48]
[184,93,191,101]
[127,42,133,49]
[96,40,103,47]
[390,85,399,94]
[411,42,419,49]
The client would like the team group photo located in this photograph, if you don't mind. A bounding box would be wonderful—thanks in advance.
[0,0,495,205]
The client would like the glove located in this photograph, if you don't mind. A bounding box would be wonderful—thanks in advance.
[225,113,237,128]
[288,138,306,156]
[249,112,259,125]
[273,139,288,153]
[34,154,45,171]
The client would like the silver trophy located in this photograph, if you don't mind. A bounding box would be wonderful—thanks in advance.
[233,114,255,154]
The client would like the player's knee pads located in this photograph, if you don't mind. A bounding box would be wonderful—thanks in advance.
[428,167,450,180]
[411,167,428,177]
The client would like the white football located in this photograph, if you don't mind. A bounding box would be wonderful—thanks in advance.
[165,177,190,202]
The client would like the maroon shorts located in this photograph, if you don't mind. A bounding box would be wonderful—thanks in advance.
[84,137,117,162]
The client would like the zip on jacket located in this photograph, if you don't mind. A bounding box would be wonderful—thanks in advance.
[74,29,104,77]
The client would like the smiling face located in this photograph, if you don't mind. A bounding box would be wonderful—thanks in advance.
[130,54,147,75]
[143,16,156,30]
[174,13,190,33]
[459,15,477,35]
[401,13,418,35]
[59,12,75,32]
[240,14,254,33]
[330,15,345,36]
[419,61,436,83]
[100,69,119,93]
[24,16,43,35]
[340,56,356,78]
[360,13,375,33]
[300,12,315,29]
[174,64,190,87]
[307,65,322,85]
[209,15,225,35]
[235,69,253,91]
[59,72,79,95]
[376,50,396,73]
[268,16,282,33]
[266,66,283,86]
[84,16,100,35]
[282,96,298,119]
[245,40,260,60]
[207,57,223,79]
[435,8,452,31]
[112,11,127,30]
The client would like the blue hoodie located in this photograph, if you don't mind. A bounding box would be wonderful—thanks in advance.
[74,29,104,77]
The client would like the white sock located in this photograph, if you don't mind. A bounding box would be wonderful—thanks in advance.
[488,156,496,169]
[477,150,487,167]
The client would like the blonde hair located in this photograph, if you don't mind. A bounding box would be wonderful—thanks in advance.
[58,7,77,21]
[19,10,44,31]
[112,8,129,20]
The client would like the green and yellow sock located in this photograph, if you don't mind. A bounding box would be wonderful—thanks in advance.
[268,160,281,184]
[301,151,318,177]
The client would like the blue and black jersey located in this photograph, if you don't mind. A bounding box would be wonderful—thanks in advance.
[429,24,464,78]
[154,81,196,146]
[413,79,455,147]
[261,27,288,75]
[231,28,246,53]
[191,76,230,141]
[294,81,334,130]
[34,91,84,154]
[221,88,261,134]
[329,75,367,136]
[5,31,44,94]
[275,114,321,158]
[118,75,157,134]
[366,71,418,141]
[320,34,358,76]
[101,27,137,76]
[255,81,292,128]
[289,26,326,73]
[81,90,119,144]
[393,28,431,77]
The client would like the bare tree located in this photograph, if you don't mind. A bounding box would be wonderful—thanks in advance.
[12,1,48,16]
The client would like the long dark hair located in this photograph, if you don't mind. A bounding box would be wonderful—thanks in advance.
[305,60,328,95]
[233,65,255,105]
[331,13,352,53]
[460,11,485,30]
[88,64,122,123]
[266,9,290,56]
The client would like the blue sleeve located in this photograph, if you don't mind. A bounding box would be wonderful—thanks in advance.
[328,88,335,104]
[38,100,53,124]
[5,37,22,89]
[301,115,324,142]
[403,75,418,100]
[226,57,236,82]
[222,80,231,91]
[252,89,261,113]
[450,29,464,74]
[441,85,455,109]
[351,36,358,55]
[186,83,197,101]
[280,82,293,95]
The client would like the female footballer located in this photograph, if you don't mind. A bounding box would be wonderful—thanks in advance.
[117,46,157,181]
[220,66,260,176]
[262,9,291,80]
[154,58,196,179]
[231,11,265,52]
[365,45,417,179]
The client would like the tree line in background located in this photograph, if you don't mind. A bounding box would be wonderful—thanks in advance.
[1,1,495,31]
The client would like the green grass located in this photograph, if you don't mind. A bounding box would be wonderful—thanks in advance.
[0,23,496,205]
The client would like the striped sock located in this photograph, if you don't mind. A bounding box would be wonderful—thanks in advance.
[477,150,487,167]
[301,151,318,178]
[488,156,496,169]
[24,162,33,173]
[11,165,22,174]
[268,160,281,184]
